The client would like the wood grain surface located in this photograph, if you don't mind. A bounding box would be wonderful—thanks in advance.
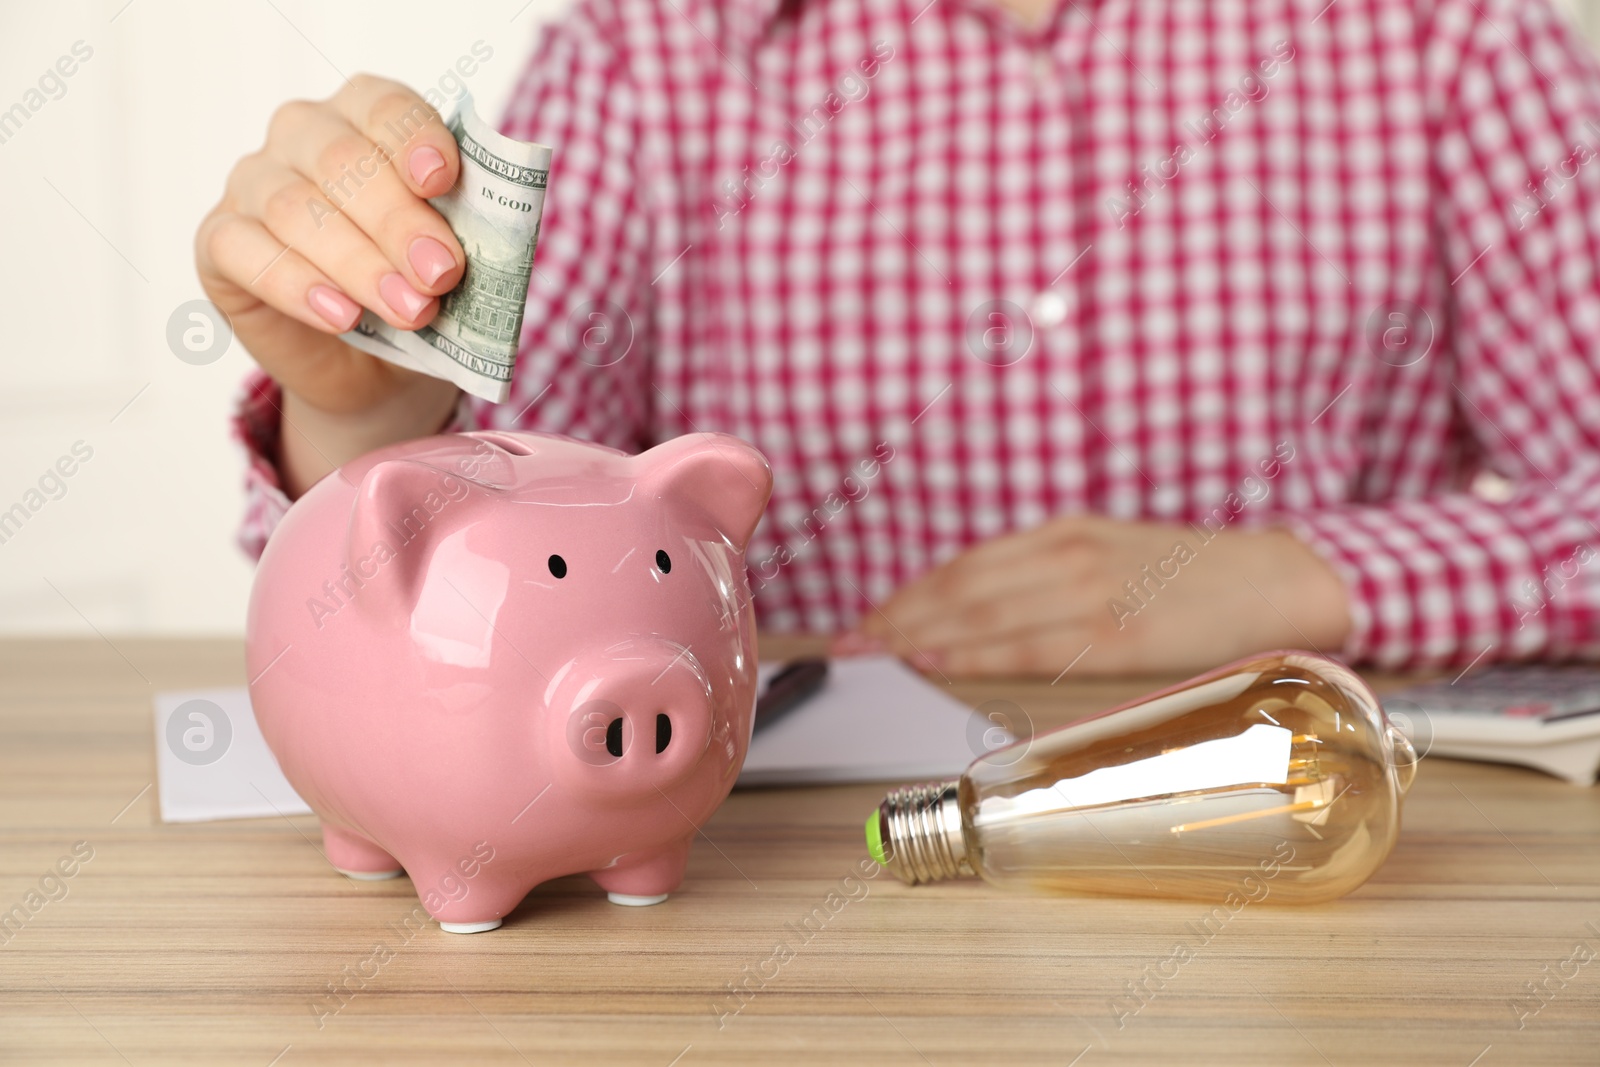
[0,637,1596,1066]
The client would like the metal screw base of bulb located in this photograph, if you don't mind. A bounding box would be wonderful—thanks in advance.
[875,781,972,885]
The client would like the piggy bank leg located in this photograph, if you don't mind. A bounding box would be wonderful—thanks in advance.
[590,835,693,906]
[322,823,403,881]
[407,866,532,934]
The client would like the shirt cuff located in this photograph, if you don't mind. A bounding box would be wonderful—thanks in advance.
[1276,498,1544,671]
[231,371,291,562]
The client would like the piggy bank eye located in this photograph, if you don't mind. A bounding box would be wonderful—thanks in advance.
[655,549,671,574]
[548,554,567,579]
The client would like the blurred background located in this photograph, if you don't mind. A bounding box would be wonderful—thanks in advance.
[0,0,1597,636]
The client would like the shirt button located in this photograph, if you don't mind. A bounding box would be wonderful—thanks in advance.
[1030,289,1069,329]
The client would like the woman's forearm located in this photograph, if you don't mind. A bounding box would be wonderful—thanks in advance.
[277,378,463,500]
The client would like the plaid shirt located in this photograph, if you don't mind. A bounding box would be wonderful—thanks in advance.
[236,0,1600,669]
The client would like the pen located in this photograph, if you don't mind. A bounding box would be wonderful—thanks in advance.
[752,657,829,736]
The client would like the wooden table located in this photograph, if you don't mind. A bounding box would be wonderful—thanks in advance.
[1,638,1596,1066]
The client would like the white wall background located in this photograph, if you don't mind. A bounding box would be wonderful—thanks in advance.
[0,0,1594,636]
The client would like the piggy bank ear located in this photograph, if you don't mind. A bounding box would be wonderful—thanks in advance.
[345,459,475,612]
[640,433,772,551]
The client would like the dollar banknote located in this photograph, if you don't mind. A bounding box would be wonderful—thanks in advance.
[343,93,551,403]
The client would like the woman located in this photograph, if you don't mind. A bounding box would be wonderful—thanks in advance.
[199,0,1600,677]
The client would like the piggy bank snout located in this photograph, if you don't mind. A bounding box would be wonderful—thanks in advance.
[550,643,716,796]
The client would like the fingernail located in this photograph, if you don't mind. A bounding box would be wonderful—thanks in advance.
[408,145,445,186]
[829,631,887,657]
[307,285,360,331]
[408,236,456,288]
[379,272,431,321]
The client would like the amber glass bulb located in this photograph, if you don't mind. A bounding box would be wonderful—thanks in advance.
[867,652,1416,904]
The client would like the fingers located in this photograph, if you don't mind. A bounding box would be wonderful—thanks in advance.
[228,152,437,331]
[196,75,473,419]
[198,208,438,410]
[329,74,461,199]
[860,603,1095,679]
[891,580,1097,652]
[828,631,890,657]
[876,536,1100,647]
[881,524,1087,622]
[230,77,463,341]
[267,103,463,304]
[855,516,1121,678]
[864,580,1092,678]
[199,210,361,334]
[197,208,403,406]
[937,630,1091,679]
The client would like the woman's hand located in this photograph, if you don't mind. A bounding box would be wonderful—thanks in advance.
[853,516,1351,678]
[195,75,467,494]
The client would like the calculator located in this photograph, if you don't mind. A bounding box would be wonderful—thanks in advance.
[1382,666,1600,785]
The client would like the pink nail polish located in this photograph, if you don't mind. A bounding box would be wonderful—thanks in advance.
[307,285,360,331]
[408,146,445,186]
[379,272,431,321]
[408,236,456,288]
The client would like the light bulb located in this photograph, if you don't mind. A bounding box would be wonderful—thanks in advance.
[866,651,1417,904]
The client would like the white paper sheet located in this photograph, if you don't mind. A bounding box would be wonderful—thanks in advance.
[741,655,1004,786]
[151,688,311,823]
[151,655,1001,822]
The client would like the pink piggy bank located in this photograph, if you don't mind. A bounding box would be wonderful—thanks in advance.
[246,430,772,933]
